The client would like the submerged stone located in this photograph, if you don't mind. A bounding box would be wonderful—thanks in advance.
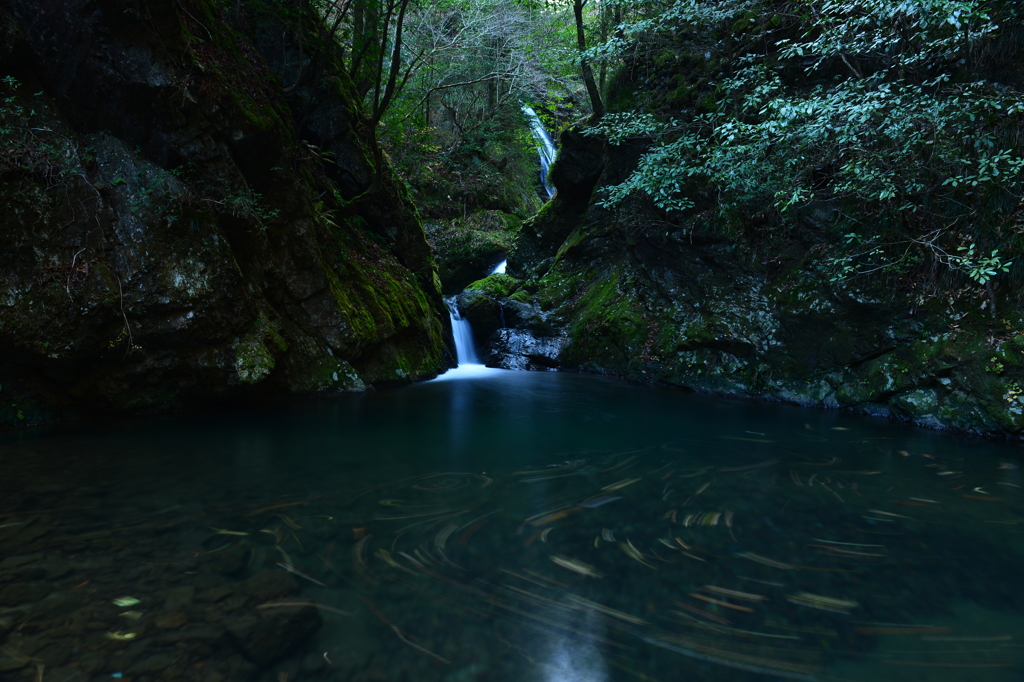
[225,599,322,667]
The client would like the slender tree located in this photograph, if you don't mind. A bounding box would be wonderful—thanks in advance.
[573,0,604,121]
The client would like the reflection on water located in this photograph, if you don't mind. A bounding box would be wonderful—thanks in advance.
[1,371,1023,681]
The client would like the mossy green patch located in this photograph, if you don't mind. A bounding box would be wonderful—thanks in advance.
[426,210,521,293]
[234,332,275,384]
[464,273,520,298]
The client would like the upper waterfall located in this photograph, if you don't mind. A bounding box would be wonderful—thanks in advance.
[522,104,557,198]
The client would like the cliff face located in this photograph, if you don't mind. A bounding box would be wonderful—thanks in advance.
[0,0,453,424]
[461,127,1024,438]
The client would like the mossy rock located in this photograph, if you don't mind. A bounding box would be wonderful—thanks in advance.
[464,273,520,298]
[427,210,521,293]
[0,0,451,423]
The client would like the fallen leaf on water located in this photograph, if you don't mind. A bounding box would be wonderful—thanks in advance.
[550,554,602,578]
[104,631,136,641]
[867,510,910,519]
[854,626,950,635]
[619,540,656,569]
[689,592,754,612]
[786,592,858,613]
[702,586,766,602]
[603,478,641,492]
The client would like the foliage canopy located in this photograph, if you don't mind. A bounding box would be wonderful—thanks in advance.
[585,0,1024,293]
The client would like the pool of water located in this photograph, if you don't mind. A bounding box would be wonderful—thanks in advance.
[1,371,1023,682]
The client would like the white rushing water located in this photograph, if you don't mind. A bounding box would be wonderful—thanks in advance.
[491,259,507,275]
[522,104,557,198]
[447,296,480,364]
[433,297,503,380]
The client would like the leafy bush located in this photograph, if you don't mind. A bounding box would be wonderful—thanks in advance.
[585,0,1024,291]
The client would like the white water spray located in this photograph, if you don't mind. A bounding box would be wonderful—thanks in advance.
[432,298,503,380]
[522,104,557,198]
[446,296,480,365]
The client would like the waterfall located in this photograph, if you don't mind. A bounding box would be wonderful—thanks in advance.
[521,104,557,198]
[446,296,480,365]
[432,297,503,381]
[491,260,507,275]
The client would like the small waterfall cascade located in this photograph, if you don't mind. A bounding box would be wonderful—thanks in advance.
[491,260,507,275]
[446,296,480,365]
[432,297,503,380]
[521,104,557,198]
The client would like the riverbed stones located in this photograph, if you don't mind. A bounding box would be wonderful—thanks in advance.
[0,580,51,605]
[127,652,179,675]
[43,667,88,682]
[302,650,327,674]
[36,642,73,666]
[0,650,26,672]
[154,611,188,629]
[196,585,234,604]
[77,651,106,676]
[225,599,322,667]
[164,585,195,611]
[38,555,72,579]
[0,552,39,570]
[241,570,298,603]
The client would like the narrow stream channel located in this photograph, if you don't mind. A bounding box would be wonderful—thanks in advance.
[1,374,1023,681]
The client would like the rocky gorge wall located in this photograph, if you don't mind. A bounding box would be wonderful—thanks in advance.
[0,0,453,425]
[459,127,1024,438]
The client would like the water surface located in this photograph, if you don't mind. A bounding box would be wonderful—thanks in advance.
[1,371,1023,682]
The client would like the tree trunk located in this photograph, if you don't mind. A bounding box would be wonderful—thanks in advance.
[574,0,604,121]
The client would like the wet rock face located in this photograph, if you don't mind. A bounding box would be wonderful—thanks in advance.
[0,0,451,425]
[487,329,565,371]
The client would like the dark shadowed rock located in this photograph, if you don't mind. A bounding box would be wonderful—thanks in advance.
[0,580,51,605]
[196,585,235,604]
[154,612,188,629]
[127,652,180,675]
[0,0,451,426]
[241,570,298,603]
[225,599,321,667]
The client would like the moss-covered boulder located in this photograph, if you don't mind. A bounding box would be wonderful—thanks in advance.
[426,210,520,293]
[0,0,452,425]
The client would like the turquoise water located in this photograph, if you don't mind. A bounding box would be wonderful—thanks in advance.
[1,371,1023,681]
